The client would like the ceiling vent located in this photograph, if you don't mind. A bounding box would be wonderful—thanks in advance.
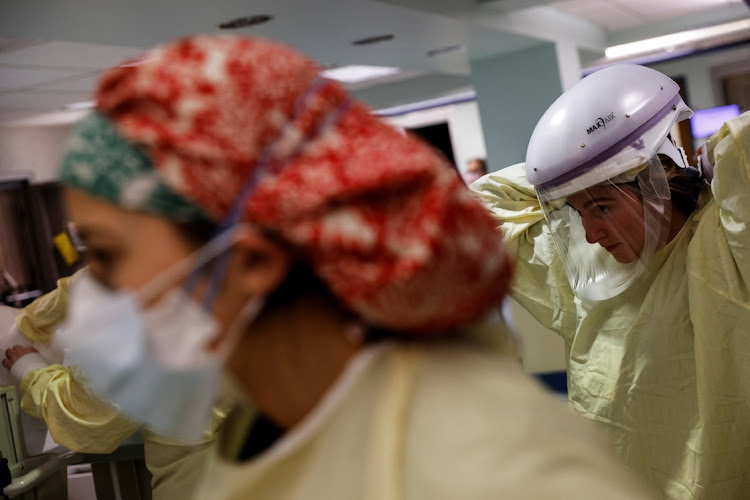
[351,34,395,46]
[218,15,273,30]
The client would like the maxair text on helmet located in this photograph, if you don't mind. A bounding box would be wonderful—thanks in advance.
[586,113,616,135]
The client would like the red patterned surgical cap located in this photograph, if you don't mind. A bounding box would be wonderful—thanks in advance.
[78,35,513,333]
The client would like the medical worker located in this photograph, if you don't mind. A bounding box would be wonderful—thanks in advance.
[471,64,750,499]
[1,272,219,498]
[18,36,657,499]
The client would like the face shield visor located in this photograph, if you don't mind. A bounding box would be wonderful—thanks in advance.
[534,108,691,301]
[537,155,671,301]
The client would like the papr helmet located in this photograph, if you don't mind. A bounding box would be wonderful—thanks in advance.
[525,64,693,301]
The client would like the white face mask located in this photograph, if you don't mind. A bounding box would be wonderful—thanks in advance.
[58,229,263,443]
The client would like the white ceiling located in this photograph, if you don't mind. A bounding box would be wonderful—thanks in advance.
[553,0,744,30]
[0,0,748,124]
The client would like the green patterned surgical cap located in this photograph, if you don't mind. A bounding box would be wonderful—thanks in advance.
[60,112,212,223]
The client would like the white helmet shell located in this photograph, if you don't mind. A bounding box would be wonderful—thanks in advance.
[526,64,693,192]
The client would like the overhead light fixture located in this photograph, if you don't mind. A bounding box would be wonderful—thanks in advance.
[6,109,89,126]
[374,90,476,117]
[64,100,96,111]
[119,57,155,68]
[217,15,272,30]
[321,65,401,84]
[605,18,750,60]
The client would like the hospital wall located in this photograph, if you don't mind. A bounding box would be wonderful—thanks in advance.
[469,43,564,170]
[383,101,487,176]
[0,122,73,182]
[647,44,750,111]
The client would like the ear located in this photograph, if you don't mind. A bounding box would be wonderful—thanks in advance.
[230,226,293,297]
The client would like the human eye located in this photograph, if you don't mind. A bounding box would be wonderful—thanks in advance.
[81,246,120,285]
[84,247,116,266]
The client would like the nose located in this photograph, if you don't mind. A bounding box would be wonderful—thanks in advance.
[583,218,607,245]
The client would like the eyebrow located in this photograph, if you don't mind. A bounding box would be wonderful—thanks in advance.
[73,226,123,245]
[581,196,615,210]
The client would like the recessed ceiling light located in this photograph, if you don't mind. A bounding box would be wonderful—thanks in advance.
[321,65,401,84]
[64,100,96,111]
[7,109,89,126]
[119,57,156,68]
[351,34,395,46]
[605,18,750,60]
[218,15,273,30]
[374,90,476,117]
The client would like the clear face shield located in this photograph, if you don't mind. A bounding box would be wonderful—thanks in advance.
[537,155,672,301]
[525,66,694,301]
[535,110,695,301]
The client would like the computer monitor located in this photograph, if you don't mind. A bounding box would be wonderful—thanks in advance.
[690,104,741,140]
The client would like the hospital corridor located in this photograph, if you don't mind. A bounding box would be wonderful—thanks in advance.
[0,0,749,498]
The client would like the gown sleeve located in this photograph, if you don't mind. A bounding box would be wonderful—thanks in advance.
[470,164,577,339]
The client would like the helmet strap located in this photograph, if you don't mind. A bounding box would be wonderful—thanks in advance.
[657,134,690,171]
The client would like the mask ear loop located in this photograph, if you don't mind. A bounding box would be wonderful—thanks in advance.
[210,296,267,361]
[137,228,238,306]
[182,77,354,312]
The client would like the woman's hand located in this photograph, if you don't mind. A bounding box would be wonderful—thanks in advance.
[2,345,39,371]
[694,144,704,167]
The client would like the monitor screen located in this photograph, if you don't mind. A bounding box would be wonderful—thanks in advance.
[690,104,741,140]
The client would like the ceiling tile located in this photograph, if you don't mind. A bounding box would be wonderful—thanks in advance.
[611,0,745,21]
[0,0,746,116]
[0,90,91,110]
[553,0,644,30]
[0,41,144,69]
[0,66,82,90]
[32,73,100,92]
[0,39,44,53]
[553,0,746,30]
[0,109,39,124]
[0,108,88,126]
[612,0,687,20]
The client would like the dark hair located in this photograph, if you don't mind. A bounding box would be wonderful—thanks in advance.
[658,154,705,216]
[264,258,337,311]
[174,218,221,247]
[173,219,339,316]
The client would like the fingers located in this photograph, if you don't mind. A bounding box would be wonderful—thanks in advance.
[693,145,703,166]
[2,345,39,371]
